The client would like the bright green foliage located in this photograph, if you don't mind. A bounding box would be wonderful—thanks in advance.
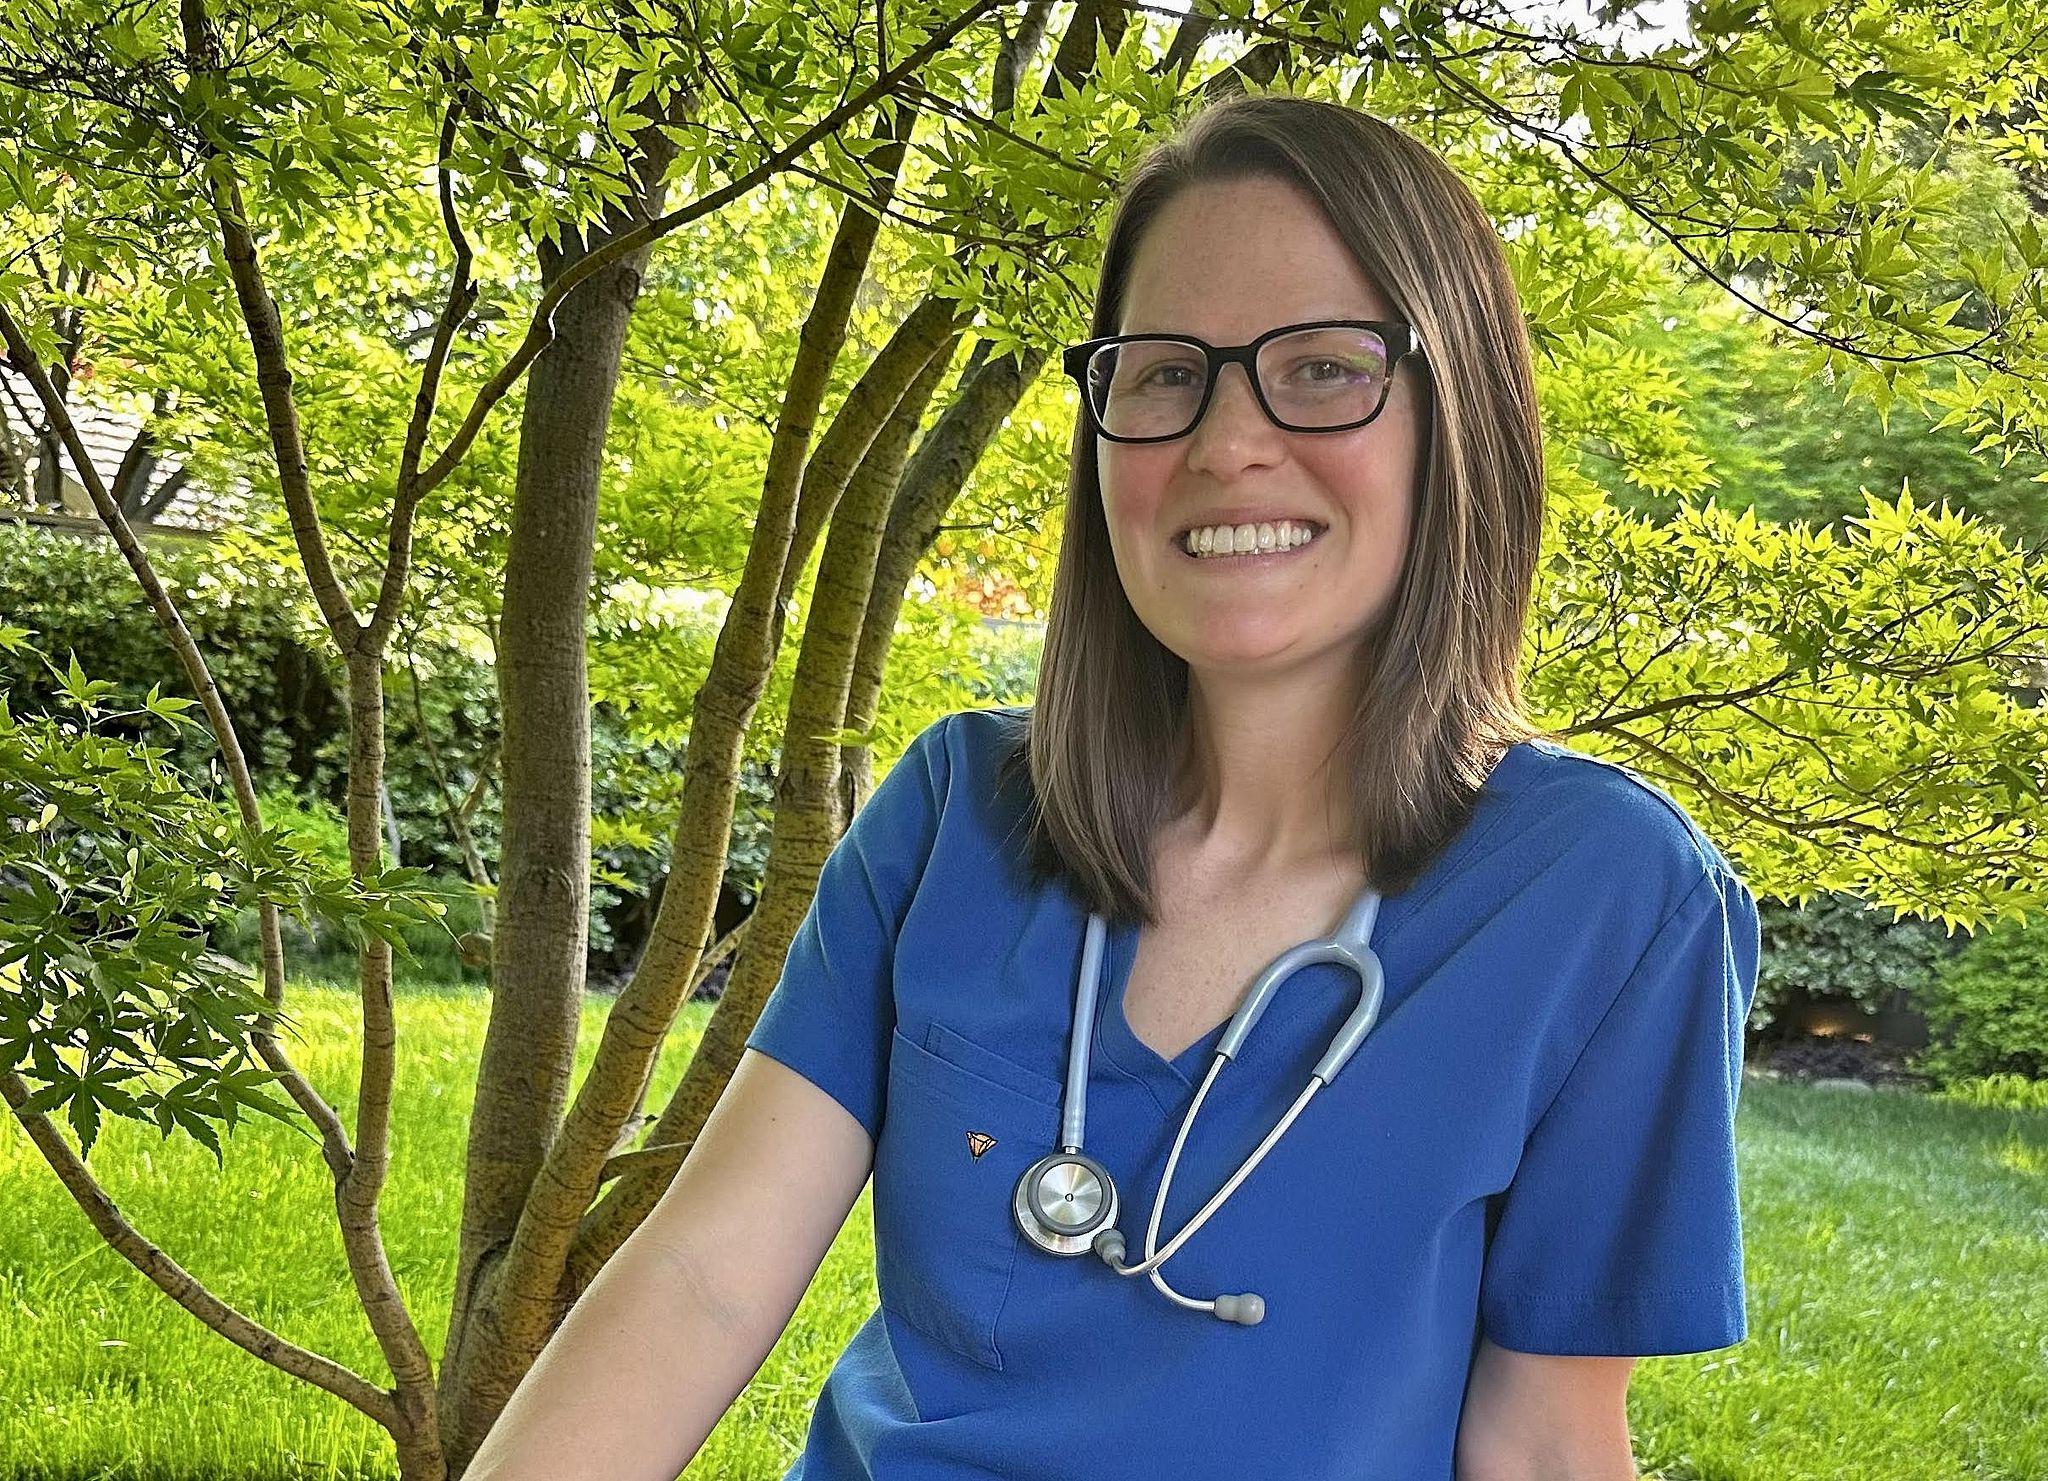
[1916,916,2048,1081]
[2,1,2045,1178]
[1528,486,2048,932]
[1935,1071,2048,1110]
[1574,127,2048,544]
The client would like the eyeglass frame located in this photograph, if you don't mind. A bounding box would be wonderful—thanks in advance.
[1061,318,1429,445]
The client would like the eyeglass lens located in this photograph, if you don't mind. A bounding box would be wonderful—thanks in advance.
[1086,326,1394,439]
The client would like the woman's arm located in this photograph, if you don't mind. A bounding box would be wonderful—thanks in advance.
[1453,1336,1638,1481]
[463,1049,876,1481]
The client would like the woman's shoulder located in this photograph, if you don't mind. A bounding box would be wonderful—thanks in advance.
[918,705,1031,788]
[888,705,1034,835]
[1482,735,1746,927]
[937,702,1031,743]
[878,707,1046,906]
[882,705,1023,780]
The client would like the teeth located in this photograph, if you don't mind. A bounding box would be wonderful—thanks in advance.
[1181,519,1319,559]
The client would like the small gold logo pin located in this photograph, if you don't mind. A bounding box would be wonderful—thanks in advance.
[965,1131,997,1159]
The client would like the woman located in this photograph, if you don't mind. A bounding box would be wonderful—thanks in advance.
[469,93,1761,1480]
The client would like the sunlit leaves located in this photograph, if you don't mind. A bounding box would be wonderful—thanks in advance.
[2,0,2045,1127]
[1528,488,2048,933]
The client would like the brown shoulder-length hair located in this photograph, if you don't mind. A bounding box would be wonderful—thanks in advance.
[996,91,1549,926]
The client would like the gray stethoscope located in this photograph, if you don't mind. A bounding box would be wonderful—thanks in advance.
[1011,887,1386,1326]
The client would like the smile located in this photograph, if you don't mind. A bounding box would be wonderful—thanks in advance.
[1173,518,1326,563]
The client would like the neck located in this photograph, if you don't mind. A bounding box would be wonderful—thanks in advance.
[1168,660,1365,873]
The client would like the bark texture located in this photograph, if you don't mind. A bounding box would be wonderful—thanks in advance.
[435,90,690,1472]
[572,328,963,1270]
[438,99,918,1472]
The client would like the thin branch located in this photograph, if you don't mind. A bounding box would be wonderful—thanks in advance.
[0,301,356,1182]
[1415,54,2008,370]
[1,1072,396,1428]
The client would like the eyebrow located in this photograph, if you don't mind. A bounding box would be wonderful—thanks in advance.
[1115,314,1388,338]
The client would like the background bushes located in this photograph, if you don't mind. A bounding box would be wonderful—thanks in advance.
[1754,890,1958,1038]
[1917,918,2048,1083]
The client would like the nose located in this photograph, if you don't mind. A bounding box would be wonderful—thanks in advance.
[1183,360,1282,476]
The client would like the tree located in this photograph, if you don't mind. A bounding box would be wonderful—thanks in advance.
[4,0,1015,1471]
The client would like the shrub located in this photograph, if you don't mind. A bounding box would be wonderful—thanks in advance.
[0,522,339,790]
[1753,890,1955,1037]
[1912,916,2048,1085]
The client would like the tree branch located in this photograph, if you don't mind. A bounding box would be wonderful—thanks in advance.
[176,0,364,651]
[1,1072,396,1429]
[409,0,1007,499]
[0,301,356,1183]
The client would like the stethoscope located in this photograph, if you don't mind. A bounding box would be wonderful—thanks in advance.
[1011,887,1386,1326]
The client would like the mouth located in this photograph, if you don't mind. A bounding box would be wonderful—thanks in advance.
[1170,518,1329,565]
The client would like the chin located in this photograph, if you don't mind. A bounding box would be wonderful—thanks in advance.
[1174,634,1304,671]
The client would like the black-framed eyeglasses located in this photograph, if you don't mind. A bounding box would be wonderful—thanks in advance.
[1062,319,1428,444]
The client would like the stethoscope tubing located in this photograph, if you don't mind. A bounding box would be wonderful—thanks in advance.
[1133,1065,1323,1308]
[1012,887,1388,1323]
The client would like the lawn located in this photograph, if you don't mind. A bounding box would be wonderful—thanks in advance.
[2,983,2043,1480]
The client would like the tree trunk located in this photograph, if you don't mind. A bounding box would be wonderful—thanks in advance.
[561,0,1126,1285]
[452,111,922,1414]
[570,330,962,1270]
[437,90,920,1465]
[437,98,688,1474]
[843,347,1049,812]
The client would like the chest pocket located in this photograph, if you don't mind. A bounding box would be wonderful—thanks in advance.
[874,1022,1063,1371]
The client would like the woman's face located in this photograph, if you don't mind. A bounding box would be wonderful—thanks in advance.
[1096,174,1424,683]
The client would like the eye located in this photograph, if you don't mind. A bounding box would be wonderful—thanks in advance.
[1285,356,1374,386]
[1139,362,1199,389]
[1109,342,1205,395]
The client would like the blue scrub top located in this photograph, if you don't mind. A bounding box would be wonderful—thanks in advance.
[744,705,1761,1480]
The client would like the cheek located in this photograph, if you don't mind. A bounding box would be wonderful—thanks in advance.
[1319,419,1422,531]
[1097,444,1176,528]
[1310,458,1414,541]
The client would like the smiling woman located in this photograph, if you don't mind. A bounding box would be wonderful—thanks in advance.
[1022,103,1553,928]
[739,93,1753,1481]
[465,90,1761,1481]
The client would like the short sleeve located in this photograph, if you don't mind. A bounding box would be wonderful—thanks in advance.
[742,713,952,1142]
[1479,866,1762,1357]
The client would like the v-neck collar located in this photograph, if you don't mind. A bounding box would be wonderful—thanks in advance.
[1086,739,1540,1100]
[1098,912,1220,1090]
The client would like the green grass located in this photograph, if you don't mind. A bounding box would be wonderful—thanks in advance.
[3,986,2044,1480]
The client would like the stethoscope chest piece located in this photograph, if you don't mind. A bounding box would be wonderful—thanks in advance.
[1013,1150,1119,1255]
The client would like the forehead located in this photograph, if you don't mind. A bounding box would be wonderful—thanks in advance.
[1116,174,1395,338]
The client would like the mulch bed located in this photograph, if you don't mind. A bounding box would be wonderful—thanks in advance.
[1746,1032,1937,1091]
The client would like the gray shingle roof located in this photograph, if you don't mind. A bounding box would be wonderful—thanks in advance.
[0,362,242,532]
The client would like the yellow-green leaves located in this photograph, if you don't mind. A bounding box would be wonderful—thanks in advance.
[1530,487,2048,934]
[1,636,446,1162]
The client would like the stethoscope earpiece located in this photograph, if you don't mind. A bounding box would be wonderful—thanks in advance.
[1011,891,1386,1326]
[1211,1292,1265,1325]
